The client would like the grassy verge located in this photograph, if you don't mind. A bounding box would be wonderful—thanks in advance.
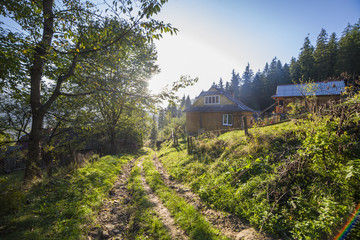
[0,154,133,240]
[126,161,172,239]
[142,148,229,240]
[157,107,360,239]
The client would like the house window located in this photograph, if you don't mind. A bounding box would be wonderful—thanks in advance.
[223,114,233,126]
[204,95,220,104]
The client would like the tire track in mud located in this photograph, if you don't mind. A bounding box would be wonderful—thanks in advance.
[88,158,135,240]
[137,158,188,240]
[152,154,272,240]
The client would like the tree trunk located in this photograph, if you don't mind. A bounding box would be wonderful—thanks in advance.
[24,0,54,181]
[109,129,116,154]
[25,111,45,180]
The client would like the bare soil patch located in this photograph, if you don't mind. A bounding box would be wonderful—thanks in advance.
[152,154,273,240]
[87,159,135,240]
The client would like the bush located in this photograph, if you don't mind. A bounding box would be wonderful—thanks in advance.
[0,177,25,215]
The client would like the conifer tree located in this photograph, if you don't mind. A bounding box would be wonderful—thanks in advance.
[239,63,254,107]
[282,63,291,85]
[185,95,192,109]
[298,36,315,81]
[290,57,301,82]
[218,78,224,90]
[263,62,269,77]
[225,81,230,91]
[314,28,330,81]
[230,69,240,99]
[337,20,360,79]
[259,70,270,110]
[267,57,281,94]
[251,71,262,110]
[327,32,338,78]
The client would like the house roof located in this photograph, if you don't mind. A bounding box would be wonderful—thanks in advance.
[272,80,345,98]
[184,86,255,113]
[183,104,255,113]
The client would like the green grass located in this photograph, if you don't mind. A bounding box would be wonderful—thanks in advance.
[0,154,134,240]
[142,149,229,240]
[156,107,360,239]
[126,161,172,239]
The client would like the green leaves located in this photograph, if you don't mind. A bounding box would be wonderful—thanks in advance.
[345,159,360,180]
[1,0,179,167]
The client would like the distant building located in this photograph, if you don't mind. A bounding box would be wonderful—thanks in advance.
[272,80,345,114]
[183,86,255,135]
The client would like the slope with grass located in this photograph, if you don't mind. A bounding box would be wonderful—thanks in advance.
[150,150,271,240]
[157,95,360,239]
[0,154,134,240]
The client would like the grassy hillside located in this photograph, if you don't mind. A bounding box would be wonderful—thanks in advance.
[0,154,135,240]
[157,95,360,239]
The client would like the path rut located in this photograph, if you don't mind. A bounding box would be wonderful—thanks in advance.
[152,154,272,240]
[88,159,135,240]
[87,154,273,240]
[137,158,188,240]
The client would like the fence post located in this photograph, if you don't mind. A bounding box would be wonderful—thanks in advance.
[187,136,192,154]
[172,130,178,145]
[243,116,249,136]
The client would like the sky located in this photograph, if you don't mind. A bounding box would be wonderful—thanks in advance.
[148,0,360,101]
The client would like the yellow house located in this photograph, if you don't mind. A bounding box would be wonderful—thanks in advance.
[184,86,255,135]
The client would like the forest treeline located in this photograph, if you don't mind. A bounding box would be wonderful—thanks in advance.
[211,20,360,111]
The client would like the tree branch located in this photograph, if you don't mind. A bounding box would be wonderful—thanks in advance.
[41,41,80,112]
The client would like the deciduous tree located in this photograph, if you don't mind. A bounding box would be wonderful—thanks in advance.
[0,0,177,181]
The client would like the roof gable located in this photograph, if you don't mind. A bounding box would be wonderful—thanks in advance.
[273,80,345,98]
[184,86,255,112]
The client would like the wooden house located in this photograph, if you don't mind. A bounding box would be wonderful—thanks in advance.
[183,87,255,135]
[272,80,345,114]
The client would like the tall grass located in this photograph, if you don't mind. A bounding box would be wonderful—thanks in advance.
[0,154,133,240]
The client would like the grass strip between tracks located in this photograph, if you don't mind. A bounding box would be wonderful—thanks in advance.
[126,161,172,239]
[142,149,229,240]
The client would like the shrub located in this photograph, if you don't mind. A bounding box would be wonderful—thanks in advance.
[0,177,24,215]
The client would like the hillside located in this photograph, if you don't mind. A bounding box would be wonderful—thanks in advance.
[1,94,359,240]
[156,94,360,239]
